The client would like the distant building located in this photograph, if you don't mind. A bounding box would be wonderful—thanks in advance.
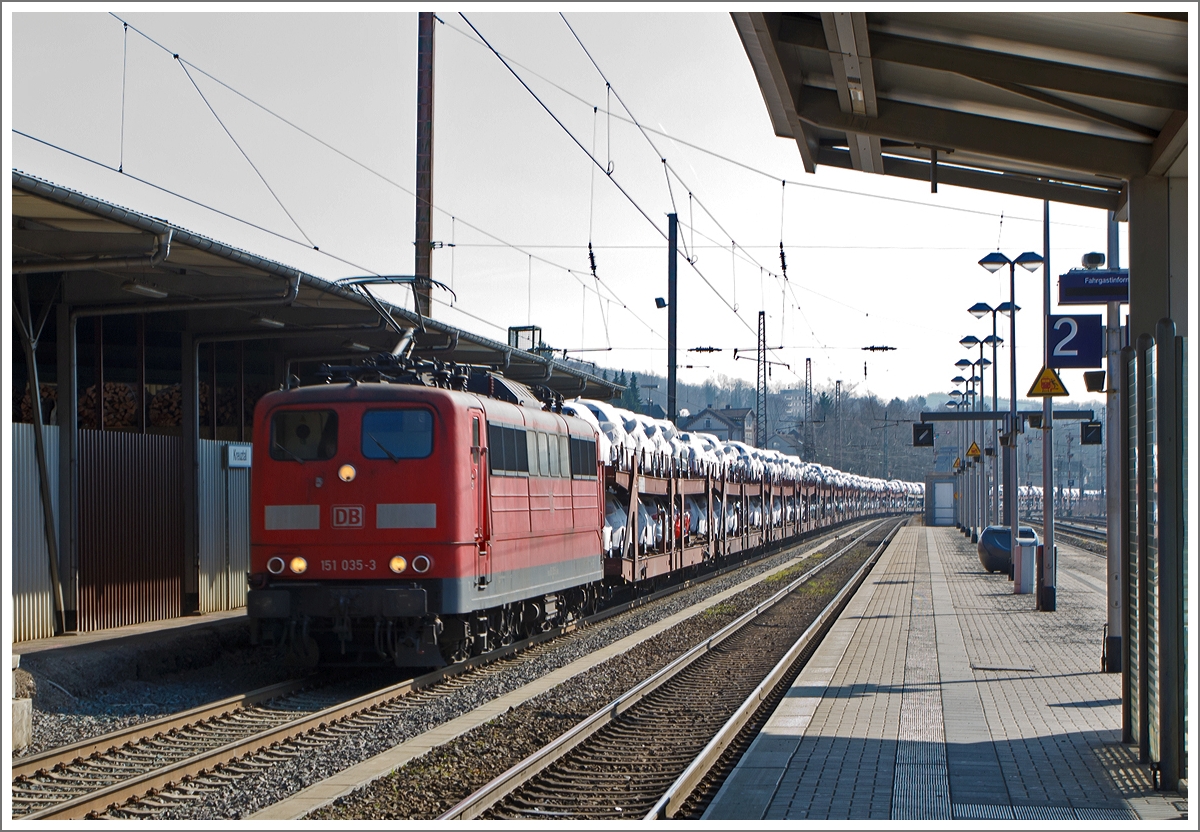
[766,430,805,459]
[680,404,755,445]
[777,387,806,423]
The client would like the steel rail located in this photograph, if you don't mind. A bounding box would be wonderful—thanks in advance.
[646,519,904,819]
[438,518,895,820]
[18,518,878,821]
[12,677,314,781]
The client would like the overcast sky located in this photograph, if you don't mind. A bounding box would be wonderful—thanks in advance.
[6,6,1133,405]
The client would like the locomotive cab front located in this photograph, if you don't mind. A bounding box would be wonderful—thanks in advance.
[247,384,482,667]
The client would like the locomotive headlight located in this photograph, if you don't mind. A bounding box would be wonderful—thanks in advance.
[338,464,356,482]
[289,556,308,574]
[411,554,432,573]
[267,557,285,575]
[389,555,408,574]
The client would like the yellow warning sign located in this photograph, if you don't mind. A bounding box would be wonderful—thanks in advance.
[967,441,981,458]
[953,457,962,470]
[1027,366,1069,397]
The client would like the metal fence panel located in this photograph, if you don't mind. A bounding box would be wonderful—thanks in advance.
[1145,346,1159,765]
[77,430,183,631]
[197,440,227,614]
[197,440,251,613]
[11,424,58,642]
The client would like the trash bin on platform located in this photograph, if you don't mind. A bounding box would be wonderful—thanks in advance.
[1014,540,1036,594]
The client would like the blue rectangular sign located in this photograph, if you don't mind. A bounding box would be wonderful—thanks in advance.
[1047,314,1104,368]
[1058,268,1129,305]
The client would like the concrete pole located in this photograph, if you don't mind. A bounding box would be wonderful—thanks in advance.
[413,12,435,317]
[1040,199,1056,611]
[991,312,1000,524]
[667,213,678,423]
[1104,212,1123,669]
[1006,259,1018,568]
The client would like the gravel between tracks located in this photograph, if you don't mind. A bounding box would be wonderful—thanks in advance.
[312,532,883,820]
[106,524,879,820]
[14,646,293,759]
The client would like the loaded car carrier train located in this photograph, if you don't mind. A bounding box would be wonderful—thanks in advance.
[246,354,922,667]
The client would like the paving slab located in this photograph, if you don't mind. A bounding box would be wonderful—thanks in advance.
[704,524,1184,821]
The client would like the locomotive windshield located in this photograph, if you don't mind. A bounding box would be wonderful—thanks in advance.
[361,409,434,459]
[270,410,338,461]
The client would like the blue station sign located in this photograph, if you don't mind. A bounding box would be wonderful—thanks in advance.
[1058,268,1129,305]
[1047,314,1104,369]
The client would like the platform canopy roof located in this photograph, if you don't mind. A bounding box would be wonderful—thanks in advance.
[733,11,1188,212]
[11,170,619,400]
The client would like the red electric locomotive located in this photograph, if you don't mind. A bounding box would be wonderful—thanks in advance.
[247,362,604,667]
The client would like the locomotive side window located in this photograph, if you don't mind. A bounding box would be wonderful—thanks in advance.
[570,436,598,479]
[558,435,570,478]
[547,433,560,478]
[361,409,433,459]
[271,410,338,461]
[487,423,530,476]
[526,432,538,475]
[538,432,551,477]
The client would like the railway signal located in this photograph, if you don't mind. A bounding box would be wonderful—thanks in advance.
[913,423,934,447]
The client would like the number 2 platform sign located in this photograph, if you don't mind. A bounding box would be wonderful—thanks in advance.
[1047,314,1103,368]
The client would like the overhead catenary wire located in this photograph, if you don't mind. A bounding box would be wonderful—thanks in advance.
[175,58,318,250]
[462,12,766,354]
[438,14,1099,229]
[13,130,383,278]
[105,12,660,343]
[555,14,798,377]
[119,21,128,173]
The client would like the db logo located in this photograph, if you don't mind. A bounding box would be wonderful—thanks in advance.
[332,505,364,528]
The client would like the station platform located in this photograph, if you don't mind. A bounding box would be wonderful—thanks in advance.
[704,524,1187,822]
[12,609,250,696]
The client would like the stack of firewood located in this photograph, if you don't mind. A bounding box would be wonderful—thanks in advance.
[212,384,270,427]
[78,382,138,429]
[149,382,212,427]
[216,386,240,427]
[16,383,57,424]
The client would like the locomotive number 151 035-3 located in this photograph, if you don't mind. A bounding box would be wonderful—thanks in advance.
[320,559,377,572]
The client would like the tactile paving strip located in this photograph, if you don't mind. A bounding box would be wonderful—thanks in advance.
[1074,806,1139,820]
[890,541,950,820]
[953,803,1016,819]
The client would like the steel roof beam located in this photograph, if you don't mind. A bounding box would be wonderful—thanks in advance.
[820,12,884,174]
[777,15,1187,111]
[816,148,1121,210]
[797,87,1150,179]
[1147,110,1188,176]
[732,12,817,173]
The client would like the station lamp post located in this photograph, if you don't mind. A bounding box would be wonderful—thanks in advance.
[969,371,984,538]
[963,333,995,533]
[978,250,1043,579]
[955,359,976,537]
[960,336,985,534]
[968,302,1003,524]
[974,357,993,529]
[946,393,965,530]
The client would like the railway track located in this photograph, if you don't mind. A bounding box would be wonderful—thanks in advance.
[439,519,902,820]
[1027,515,1108,544]
[13,519,883,821]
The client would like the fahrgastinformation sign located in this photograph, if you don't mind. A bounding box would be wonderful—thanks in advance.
[1058,268,1128,305]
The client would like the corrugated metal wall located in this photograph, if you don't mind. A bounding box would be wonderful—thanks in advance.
[12,424,59,642]
[197,440,251,613]
[77,430,183,631]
